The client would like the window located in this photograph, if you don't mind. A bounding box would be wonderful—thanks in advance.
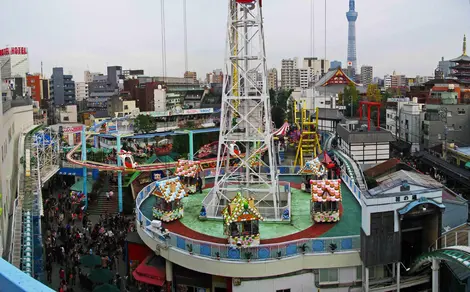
[458,108,466,115]
[276,290,290,292]
[63,116,69,121]
[319,268,339,284]
[356,266,362,281]
[368,266,376,279]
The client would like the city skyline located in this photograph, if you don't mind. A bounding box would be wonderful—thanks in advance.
[1,0,469,81]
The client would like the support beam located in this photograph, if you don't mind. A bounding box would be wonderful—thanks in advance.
[364,267,369,292]
[165,259,173,291]
[117,135,123,213]
[432,259,439,292]
[81,126,88,210]
[188,131,194,161]
[396,261,401,292]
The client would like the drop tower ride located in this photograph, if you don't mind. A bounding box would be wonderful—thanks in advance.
[204,0,284,220]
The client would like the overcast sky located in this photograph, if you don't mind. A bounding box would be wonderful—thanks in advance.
[1,0,469,81]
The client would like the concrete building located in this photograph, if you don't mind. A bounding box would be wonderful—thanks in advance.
[50,67,76,106]
[87,66,123,115]
[336,121,394,169]
[281,58,299,89]
[75,82,89,101]
[399,101,424,153]
[438,57,455,78]
[391,73,407,88]
[303,58,330,77]
[330,60,342,70]
[123,69,144,80]
[206,70,224,84]
[386,97,410,137]
[360,65,373,86]
[154,86,167,111]
[422,90,470,151]
[0,86,34,257]
[268,68,278,90]
[0,47,29,99]
[108,95,138,118]
[84,70,102,83]
[184,71,198,83]
[54,104,78,123]
[26,74,42,102]
[384,74,392,89]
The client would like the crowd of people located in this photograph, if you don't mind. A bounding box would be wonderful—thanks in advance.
[42,177,138,292]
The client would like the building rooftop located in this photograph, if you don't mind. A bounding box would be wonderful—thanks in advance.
[336,123,395,144]
[366,170,442,198]
[140,183,361,243]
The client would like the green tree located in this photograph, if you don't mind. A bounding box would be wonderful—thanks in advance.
[271,106,286,128]
[342,82,360,117]
[134,115,156,133]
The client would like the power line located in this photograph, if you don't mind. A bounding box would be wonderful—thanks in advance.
[161,0,167,80]
[183,0,188,74]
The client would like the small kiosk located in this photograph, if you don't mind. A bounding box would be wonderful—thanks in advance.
[152,177,186,222]
[298,158,327,192]
[174,160,203,194]
[222,193,263,247]
[310,179,342,223]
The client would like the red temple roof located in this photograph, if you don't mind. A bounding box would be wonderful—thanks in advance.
[315,67,358,87]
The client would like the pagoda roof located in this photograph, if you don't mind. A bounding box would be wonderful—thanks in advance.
[450,54,470,63]
[314,67,358,87]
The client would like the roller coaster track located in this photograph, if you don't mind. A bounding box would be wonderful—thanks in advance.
[410,229,470,273]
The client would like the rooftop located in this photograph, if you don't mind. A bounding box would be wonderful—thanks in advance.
[366,170,442,198]
[140,182,361,243]
[336,123,395,144]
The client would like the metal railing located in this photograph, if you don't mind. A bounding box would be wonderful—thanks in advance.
[430,229,470,252]
[136,180,360,262]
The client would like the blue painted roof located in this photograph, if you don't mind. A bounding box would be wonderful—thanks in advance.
[0,258,54,291]
[398,197,445,215]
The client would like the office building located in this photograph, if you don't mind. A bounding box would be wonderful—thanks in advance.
[184,71,198,83]
[206,70,224,84]
[26,74,41,102]
[123,69,144,80]
[438,57,455,79]
[281,58,299,89]
[0,47,30,99]
[54,104,78,123]
[75,82,89,101]
[384,75,392,89]
[87,66,123,115]
[330,60,342,70]
[267,68,278,90]
[50,67,76,106]
[360,65,373,86]
[84,70,102,83]
[303,58,330,77]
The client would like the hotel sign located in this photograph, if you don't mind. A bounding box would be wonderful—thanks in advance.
[0,47,28,56]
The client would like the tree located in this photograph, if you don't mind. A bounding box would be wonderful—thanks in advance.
[366,84,382,103]
[271,106,286,128]
[342,82,360,117]
[134,115,155,133]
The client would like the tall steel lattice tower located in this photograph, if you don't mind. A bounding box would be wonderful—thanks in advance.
[203,0,285,221]
[346,0,358,73]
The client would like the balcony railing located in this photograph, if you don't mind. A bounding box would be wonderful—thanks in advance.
[136,179,360,262]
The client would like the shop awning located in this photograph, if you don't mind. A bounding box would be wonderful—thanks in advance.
[132,256,166,287]
[465,161,470,170]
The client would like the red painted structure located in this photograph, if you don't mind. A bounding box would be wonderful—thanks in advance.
[358,101,382,130]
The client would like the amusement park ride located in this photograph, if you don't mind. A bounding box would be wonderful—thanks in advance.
[293,101,322,168]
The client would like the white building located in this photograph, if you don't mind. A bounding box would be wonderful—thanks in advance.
[384,74,392,89]
[75,82,89,101]
[299,68,313,89]
[0,47,30,97]
[360,65,373,86]
[386,97,424,153]
[281,58,299,89]
[0,90,34,256]
[55,105,78,124]
[302,58,330,77]
[154,86,167,111]
[336,121,394,169]
[415,75,433,85]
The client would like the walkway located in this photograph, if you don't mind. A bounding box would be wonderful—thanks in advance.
[334,150,367,190]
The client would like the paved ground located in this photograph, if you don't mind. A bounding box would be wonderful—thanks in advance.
[41,186,129,292]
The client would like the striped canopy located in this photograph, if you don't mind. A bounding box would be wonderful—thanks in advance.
[273,121,290,137]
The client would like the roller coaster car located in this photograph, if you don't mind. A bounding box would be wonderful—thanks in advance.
[119,151,139,169]
[229,144,240,156]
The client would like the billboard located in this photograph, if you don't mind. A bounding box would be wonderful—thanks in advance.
[0,47,28,56]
